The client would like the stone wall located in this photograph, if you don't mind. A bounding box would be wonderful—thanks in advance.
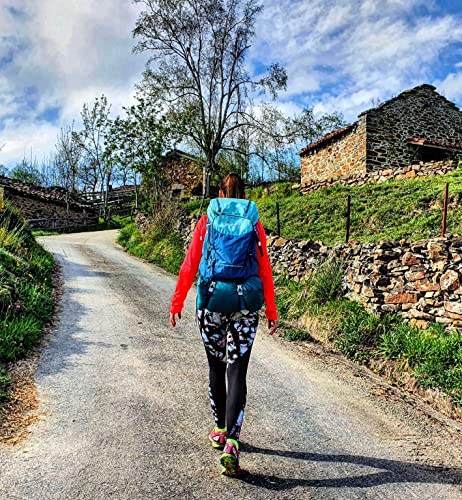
[301,160,459,195]
[365,85,462,171]
[300,117,367,185]
[266,234,462,332]
[168,213,462,332]
[5,192,98,230]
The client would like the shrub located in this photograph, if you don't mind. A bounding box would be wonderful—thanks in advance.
[309,256,344,306]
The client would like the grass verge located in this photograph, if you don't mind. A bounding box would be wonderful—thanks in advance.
[117,223,185,275]
[0,201,55,407]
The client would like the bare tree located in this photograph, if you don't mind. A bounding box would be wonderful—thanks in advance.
[133,0,287,195]
[54,122,84,211]
[78,95,112,220]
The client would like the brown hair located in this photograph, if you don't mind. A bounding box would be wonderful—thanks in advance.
[219,173,245,199]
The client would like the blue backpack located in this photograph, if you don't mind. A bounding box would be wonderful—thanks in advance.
[197,198,264,312]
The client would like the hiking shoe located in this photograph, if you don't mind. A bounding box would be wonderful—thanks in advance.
[209,427,227,449]
[220,439,241,476]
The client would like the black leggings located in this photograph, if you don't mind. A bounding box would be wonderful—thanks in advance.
[197,309,259,442]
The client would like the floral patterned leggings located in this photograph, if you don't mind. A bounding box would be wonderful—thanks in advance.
[197,309,259,442]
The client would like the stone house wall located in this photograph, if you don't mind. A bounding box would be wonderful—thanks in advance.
[164,152,203,197]
[365,85,462,171]
[300,117,367,184]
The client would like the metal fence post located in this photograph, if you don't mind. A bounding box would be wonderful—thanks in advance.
[276,202,281,236]
[441,182,449,237]
[346,195,351,243]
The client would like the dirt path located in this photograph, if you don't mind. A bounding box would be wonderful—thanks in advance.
[0,230,461,499]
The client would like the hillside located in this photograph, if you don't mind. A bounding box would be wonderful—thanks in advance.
[246,164,462,245]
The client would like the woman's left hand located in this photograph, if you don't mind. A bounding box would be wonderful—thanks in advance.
[268,319,278,335]
[170,311,182,328]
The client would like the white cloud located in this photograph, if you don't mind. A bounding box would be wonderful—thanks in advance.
[254,0,462,121]
[0,0,147,167]
[438,72,462,103]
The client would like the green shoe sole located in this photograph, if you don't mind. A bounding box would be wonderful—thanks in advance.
[220,453,240,476]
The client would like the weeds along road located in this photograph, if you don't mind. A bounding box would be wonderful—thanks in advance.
[1,229,461,499]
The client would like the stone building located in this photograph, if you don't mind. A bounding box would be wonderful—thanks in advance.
[163,149,204,198]
[300,84,462,187]
[0,176,98,230]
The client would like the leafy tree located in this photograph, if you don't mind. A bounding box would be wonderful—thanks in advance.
[104,95,180,213]
[133,0,287,195]
[0,164,8,177]
[9,159,44,185]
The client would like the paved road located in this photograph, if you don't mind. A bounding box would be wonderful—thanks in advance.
[1,230,461,499]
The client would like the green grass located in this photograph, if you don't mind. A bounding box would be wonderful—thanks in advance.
[117,223,185,274]
[334,304,462,406]
[246,166,462,244]
[0,201,55,403]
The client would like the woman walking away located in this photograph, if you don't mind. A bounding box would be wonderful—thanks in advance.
[170,173,278,476]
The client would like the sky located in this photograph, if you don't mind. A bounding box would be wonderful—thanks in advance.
[1,0,462,168]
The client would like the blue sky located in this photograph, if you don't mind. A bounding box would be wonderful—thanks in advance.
[1,0,462,167]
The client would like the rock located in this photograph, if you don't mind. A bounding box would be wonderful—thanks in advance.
[427,240,447,260]
[402,252,422,266]
[384,293,418,304]
[409,319,429,330]
[440,270,459,291]
[444,311,462,320]
[362,286,375,297]
[431,260,446,272]
[405,270,427,281]
[381,304,400,312]
[410,240,427,252]
[444,301,462,315]
[273,237,287,248]
[372,249,399,261]
[414,279,440,292]
[402,309,432,320]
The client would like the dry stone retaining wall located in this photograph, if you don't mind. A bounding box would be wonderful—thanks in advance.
[265,234,462,332]
[301,160,459,195]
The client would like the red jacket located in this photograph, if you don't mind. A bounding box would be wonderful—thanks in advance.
[170,215,278,320]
